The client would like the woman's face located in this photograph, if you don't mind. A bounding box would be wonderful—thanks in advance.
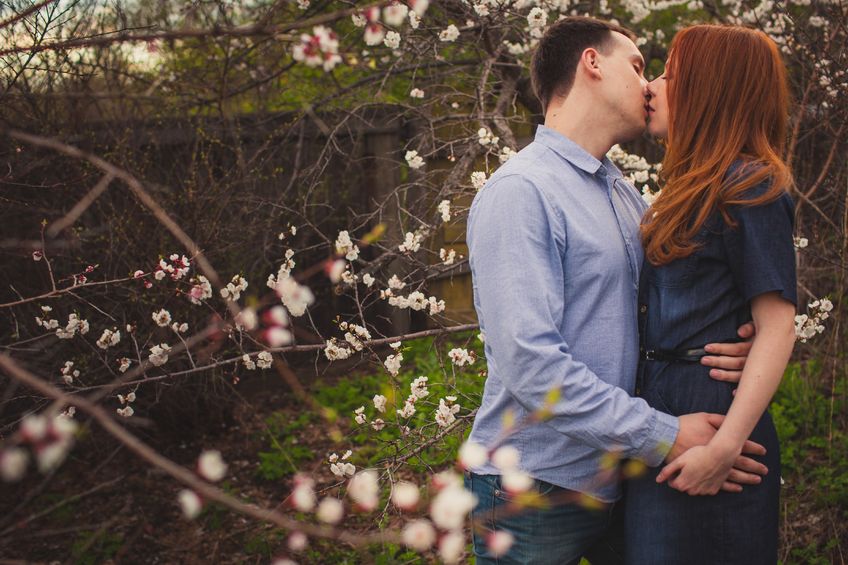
[646,64,670,139]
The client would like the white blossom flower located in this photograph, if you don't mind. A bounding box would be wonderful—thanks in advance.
[335,231,360,261]
[527,7,548,28]
[354,406,367,425]
[152,309,172,327]
[348,469,379,511]
[243,354,257,370]
[439,531,466,564]
[794,236,809,249]
[398,231,423,253]
[384,30,401,49]
[435,397,461,427]
[0,448,28,482]
[429,484,477,530]
[471,171,488,190]
[383,2,409,26]
[397,397,416,418]
[391,481,420,510]
[264,326,293,347]
[197,450,228,482]
[487,530,515,557]
[409,88,425,98]
[116,406,135,418]
[32,250,43,261]
[438,199,451,222]
[439,24,460,42]
[188,275,212,305]
[96,328,121,349]
[501,469,534,493]
[316,497,344,524]
[362,273,375,287]
[220,275,248,301]
[477,127,499,146]
[324,339,352,361]
[405,150,425,170]
[60,361,79,385]
[371,418,385,431]
[148,343,171,367]
[171,322,189,333]
[408,10,420,28]
[410,375,429,399]
[440,248,457,265]
[402,519,436,551]
[291,476,317,511]
[491,445,520,471]
[118,357,131,373]
[448,348,476,366]
[288,531,308,552]
[178,489,202,519]
[384,352,403,376]
[458,441,488,469]
[351,13,367,27]
[388,275,406,290]
[275,276,314,317]
[364,23,386,46]
[498,146,516,163]
[373,394,387,413]
[20,414,48,443]
[409,0,429,16]
[474,2,490,16]
[256,351,273,369]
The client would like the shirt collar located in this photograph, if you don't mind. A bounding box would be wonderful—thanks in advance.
[534,125,623,180]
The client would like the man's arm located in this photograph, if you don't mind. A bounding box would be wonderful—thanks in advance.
[468,175,677,466]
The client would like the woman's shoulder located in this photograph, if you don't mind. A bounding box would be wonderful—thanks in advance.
[722,159,793,206]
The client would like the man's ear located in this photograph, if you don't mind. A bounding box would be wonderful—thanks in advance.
[579,47,602,81]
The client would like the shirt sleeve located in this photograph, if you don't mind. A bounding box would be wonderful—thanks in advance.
[722,185,797,305]
[468,174,678,467]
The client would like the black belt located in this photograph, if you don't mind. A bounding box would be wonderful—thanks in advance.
[640,347,707,363]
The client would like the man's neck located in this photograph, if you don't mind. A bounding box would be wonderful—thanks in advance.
[544,101,614,161]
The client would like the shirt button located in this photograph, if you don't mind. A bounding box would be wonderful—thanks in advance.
[639,304,647,314]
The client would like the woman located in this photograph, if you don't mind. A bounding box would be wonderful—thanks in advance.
[624,25,797,564]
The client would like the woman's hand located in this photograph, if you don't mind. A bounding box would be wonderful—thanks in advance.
[656,442,740,495]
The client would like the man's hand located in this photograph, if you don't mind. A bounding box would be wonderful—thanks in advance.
[667,413,768,493]
[701,322,756,383]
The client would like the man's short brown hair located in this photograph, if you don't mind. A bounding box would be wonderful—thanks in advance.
[530,16,637,113]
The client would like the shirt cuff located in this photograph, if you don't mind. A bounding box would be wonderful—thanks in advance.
[636,411,679,467]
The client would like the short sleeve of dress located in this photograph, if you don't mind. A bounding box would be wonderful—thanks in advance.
[721,185,797,305]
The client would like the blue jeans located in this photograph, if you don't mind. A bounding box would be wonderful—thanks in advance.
[465,472,625,565]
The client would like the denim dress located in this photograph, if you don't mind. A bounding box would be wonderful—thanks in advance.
[624,177,797,565]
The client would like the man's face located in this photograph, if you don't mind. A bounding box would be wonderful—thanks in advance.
[598,33,650,141]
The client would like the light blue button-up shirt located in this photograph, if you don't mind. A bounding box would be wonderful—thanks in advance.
[466,125,679,502]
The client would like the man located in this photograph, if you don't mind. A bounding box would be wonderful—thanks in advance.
[464,17,767,564]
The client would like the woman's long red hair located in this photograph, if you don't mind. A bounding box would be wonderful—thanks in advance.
[641,25,793,266]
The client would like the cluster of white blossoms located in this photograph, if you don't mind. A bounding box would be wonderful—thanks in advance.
[118,357,132,373]
[794,236,809,249]
[334,230,360,261]
[152,308,172,327]
[60,361,79,385]
[171,321,189,333]
[35,305,59,330]
[398,231,424,254]
[55,313,90,339]
[448,347,477,367]
[384,350,404,376]
[96,327,121,349]
[405,149,425,170]
[499,146,517,163]
[274,276,315,318]
[187,274,212,305]
[439,248,457,265]
[178,450,229,520]
[385,290,446,316]
[1,413,79,482]
[243,351,273,370]
[435,396,461,427]
[355,0,428,49]
[148,343,171,367]
[324,338,352,361]
[409,87,425,98]
[795,297,833,343]
[292,26,342,71]
[116,390,136,418]
[606,144,661,204]
[154,254,190,281]
[328,449,356,478]
[341,321,371,351]
[477,127,499,146]
[439,23,460,42]
[266,250,297,289]
[471,171,488,190]
[220,274,248,301]
[438,199,451,222]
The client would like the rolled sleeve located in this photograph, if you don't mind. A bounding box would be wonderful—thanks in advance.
[469,175,679,464]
